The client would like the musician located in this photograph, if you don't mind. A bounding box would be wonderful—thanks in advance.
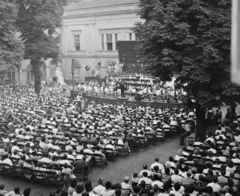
[119,82,125,98]
[135,92,142,102]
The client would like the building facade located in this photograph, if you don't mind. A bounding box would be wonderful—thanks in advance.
[0,0,141,85]
[62,0,142,83]
[0,54,58,86]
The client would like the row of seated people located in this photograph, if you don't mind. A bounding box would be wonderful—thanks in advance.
[67,119,240,196]
[0,106,192,165]
[54,118,240,196]
[0,115,188,184]
[1,153,239,196]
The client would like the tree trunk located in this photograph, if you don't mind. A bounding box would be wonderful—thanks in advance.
[31,60,42,94]
[195,102,206,142]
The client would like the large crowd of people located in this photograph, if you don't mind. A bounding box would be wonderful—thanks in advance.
[0,84,189,195]
[0,84,239,196]
[2,117,240,196]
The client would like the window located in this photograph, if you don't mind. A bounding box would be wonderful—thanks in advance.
[129,33,132,41]
[27,70,34,81]
[74,35,80,51]
[106,34,113,51]
[101,34,104,50]
[8,67,15,83]
[115,34,118,50]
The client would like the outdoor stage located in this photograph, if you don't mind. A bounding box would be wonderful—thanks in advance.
[71,91,184,109]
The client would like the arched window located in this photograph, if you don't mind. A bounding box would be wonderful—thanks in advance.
[8,67,16,84]
[49,60,58,77]
[26,65,34,82]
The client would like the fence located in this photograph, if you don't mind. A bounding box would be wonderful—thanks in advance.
[71,90,184,109]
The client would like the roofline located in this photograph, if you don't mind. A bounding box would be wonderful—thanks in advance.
[65,1,140,11]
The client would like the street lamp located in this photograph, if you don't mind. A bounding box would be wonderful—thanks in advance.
[18,68,22,86]
[71,59,75,91]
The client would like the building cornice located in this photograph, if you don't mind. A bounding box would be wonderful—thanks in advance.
[63,9,140,19]
[63,54,119,58]
[65,1,139,11]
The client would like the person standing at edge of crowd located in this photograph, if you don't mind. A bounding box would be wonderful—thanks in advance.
[179,116,195,146]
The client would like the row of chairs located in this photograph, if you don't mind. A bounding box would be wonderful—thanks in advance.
[0,163,64,185]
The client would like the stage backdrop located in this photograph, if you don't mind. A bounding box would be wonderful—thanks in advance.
[118,41,145,73]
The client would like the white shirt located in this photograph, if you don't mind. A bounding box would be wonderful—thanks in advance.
[3,158,13,166]
[138,177,152,185]
[11,145,21,153]
[151,181,164,188]
[207,182,221,193]
[139,169,152,177]
[171,174,182,184]
[170,190,182,196]
[121,182,131,190]
[93,185,106,196]
[150,162,165,173]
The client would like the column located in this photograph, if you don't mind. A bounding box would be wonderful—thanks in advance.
[113,33,116,51]
[104,34,107,51]
[132,33,136,41]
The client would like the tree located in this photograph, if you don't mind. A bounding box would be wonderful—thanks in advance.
[0,0,25,84]
[134,0,240,141]
[16,0,67,93]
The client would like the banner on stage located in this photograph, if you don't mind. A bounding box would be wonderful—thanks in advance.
[231,0,240,85]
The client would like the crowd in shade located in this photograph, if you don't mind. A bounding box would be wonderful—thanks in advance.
[0,84,239,196]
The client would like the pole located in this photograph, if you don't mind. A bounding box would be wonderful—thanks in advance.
[72,73,74,91]
[71,59,75,92]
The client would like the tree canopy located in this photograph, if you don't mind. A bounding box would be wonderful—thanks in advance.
[0,0,24,73]
[16,0,67,84]
[134,0,239,141]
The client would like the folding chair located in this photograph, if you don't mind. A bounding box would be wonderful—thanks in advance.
[145,134,157,145]
[45,170,63,185]
[10,157,19,165]
[135,136,148,148]
[12,165,23,178]
[127,140,139,152]
[32,169,46,182]
[103,147,117,162]
[156,128,165,141]
[1,163,12,176]
[92,153,107,169]
[74,165,90,182]
[162,127,171,137]
[170,125,179,135]
[115,144,129,156]
[22,167,34,180]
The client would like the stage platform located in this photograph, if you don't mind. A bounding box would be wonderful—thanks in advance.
[71,91,184,109]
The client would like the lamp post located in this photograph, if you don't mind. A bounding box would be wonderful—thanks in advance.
[72,59,75,91]
[18,68,22,86]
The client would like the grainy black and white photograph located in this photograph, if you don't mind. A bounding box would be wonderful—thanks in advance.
[0,0,240,196]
